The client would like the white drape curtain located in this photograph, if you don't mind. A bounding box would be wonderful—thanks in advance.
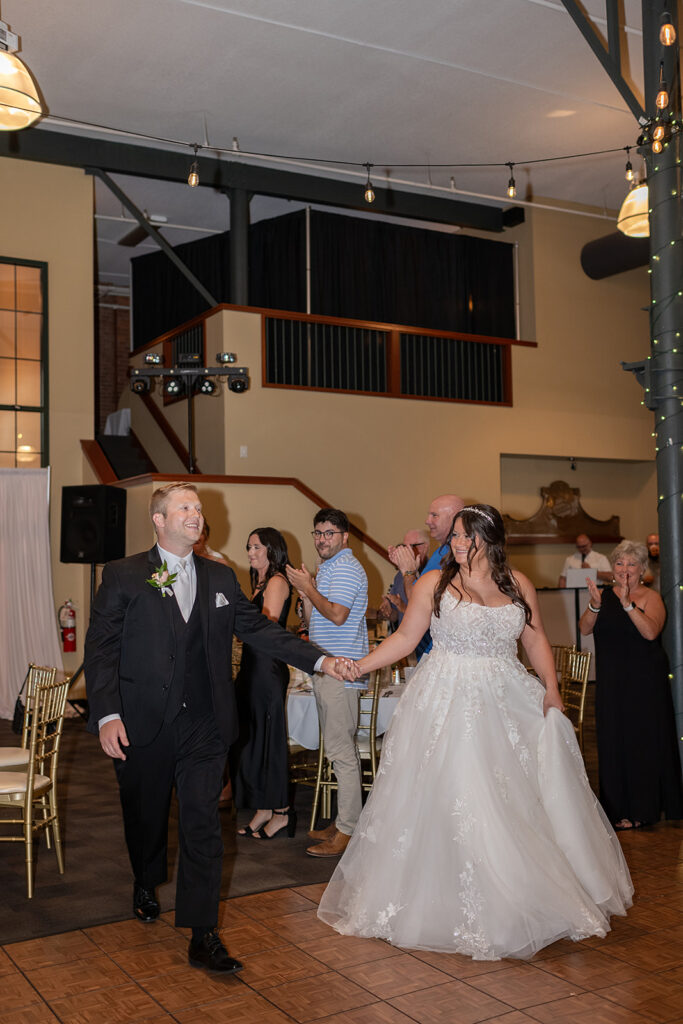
[0,468,63,719]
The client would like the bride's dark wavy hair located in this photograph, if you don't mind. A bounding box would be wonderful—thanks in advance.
[433,503,532,625]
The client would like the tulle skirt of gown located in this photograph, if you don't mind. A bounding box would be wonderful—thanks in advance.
[318,597,633,960]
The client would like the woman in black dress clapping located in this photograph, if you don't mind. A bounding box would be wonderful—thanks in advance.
[231,528,295,839]
[579,539,682,830]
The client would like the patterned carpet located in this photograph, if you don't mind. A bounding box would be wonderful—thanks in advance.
[0,716,335,945]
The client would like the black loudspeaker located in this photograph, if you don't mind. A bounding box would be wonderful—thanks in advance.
[60,485,127,564]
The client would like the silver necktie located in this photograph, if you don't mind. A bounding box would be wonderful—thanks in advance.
[174,559,192,622]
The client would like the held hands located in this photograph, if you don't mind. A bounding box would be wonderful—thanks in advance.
[321,656,362,682]
[387,544,419,574]
[99,719,130,760]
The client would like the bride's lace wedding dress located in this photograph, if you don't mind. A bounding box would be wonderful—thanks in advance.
[318,593,633,959]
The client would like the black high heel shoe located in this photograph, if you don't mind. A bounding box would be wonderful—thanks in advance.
[238,811,272,836]
[253,808,297,840]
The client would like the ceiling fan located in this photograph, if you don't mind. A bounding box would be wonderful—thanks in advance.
[117,210,168,247]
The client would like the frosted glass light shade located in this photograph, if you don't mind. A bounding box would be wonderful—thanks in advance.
[0,50,43,130]
[617,184,650,238]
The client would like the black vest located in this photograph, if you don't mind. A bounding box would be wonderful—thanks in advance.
[164,597,213,723]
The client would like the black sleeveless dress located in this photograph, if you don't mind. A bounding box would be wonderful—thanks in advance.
[230,581,292,809]
[593,587,683,825]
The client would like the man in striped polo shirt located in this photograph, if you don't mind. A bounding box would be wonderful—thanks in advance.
[287,508,369,858]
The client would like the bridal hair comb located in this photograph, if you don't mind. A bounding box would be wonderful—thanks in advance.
[460,506,495,526]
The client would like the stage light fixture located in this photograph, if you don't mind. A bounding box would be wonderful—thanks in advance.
[216,352,237,364]
[144,352,163,365]
[131,377,151,394]
[229,376,248,393]
[165,377,184,396]
[198,377,217,395]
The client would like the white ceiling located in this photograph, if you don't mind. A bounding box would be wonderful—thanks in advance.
[6,0,649,294]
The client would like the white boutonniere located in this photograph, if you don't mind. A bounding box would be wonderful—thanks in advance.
[147,561,177,597]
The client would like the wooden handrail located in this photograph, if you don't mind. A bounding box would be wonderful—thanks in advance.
[80,440,118,484]
[78,460,392,563]
[132,301,537,354]
[138,391,202,474]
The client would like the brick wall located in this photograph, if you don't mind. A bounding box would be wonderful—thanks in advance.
[96,296,130,433]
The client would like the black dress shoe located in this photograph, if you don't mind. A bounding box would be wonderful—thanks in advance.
[188,929,243,974]
[133,883,160,922]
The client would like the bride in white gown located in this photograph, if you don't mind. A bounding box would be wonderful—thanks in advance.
[318,504,633,960]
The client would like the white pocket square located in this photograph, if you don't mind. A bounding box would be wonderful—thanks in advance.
[215,592,229,607]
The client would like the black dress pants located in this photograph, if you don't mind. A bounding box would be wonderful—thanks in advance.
[114,710,227,927]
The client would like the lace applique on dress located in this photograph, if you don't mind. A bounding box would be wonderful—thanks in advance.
[375,902,404,939]
[451,797,476,843]
[455,861,490,957]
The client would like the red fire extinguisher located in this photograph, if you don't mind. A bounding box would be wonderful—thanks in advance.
[58,600,76,652]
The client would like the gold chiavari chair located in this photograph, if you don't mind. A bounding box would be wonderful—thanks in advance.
[0,664,57,771]
[0,671,71,897]
[309,671,381,830]
[560,648,592,752]
[550,644,575,687]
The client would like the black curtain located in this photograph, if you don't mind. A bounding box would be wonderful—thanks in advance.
[310,210,515,337]
[131,231,230,348]
[249,210,306,312]
[131,208,515,348]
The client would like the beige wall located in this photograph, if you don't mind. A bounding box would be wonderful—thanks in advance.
[126,204,654,604]
[118,476,387,625]
[1,157,94,673]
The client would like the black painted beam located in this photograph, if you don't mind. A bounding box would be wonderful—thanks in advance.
[560,0,645,122]
[0,127,520,233]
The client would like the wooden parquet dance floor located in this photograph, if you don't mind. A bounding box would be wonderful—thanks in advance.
[1,821,682,1024]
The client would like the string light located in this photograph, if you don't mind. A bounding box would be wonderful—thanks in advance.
[660,11,676,46]
[187,144,199,188]
[653,139,664,154]
[363,162,375,204]
[506,162,516,199]
[656,62,669,110]
[624,147,634,182]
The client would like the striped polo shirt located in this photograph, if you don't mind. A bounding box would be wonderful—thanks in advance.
[309,548,369,662]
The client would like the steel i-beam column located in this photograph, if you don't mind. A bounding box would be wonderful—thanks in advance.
[229,188,250,306]
[643,1,683,748]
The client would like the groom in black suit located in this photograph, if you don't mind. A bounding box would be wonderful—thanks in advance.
[85,482,345,973]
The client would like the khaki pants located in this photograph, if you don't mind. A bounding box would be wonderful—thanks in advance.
[312,673,361,835]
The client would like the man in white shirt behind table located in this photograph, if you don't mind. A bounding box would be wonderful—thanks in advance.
[558,534,612,588]
[287,507,368,858]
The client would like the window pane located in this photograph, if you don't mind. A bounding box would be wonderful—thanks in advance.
[0,452,15,468]
[16,313,41,360]
[0,410,15,451]
[0,264,14,311]
[15,266,42,313]
[0,310,14,358]
[0,357,16,404]
[16,359,41,406]
[16,448,40,467]
[16,411,41,453]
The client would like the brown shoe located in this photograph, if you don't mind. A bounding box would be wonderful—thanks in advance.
[307,821,337,842]
[306,829,351,858]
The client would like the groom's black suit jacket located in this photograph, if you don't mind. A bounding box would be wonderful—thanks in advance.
[85,547,322,747]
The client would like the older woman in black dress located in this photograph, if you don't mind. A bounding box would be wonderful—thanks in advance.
[579,539,683,830]
[230,528,295,839]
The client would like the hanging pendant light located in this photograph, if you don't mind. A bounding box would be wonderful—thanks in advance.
[366,161,376,203]
[187,144,200,188]
[617,183,649,238]
[0,20,44,130]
